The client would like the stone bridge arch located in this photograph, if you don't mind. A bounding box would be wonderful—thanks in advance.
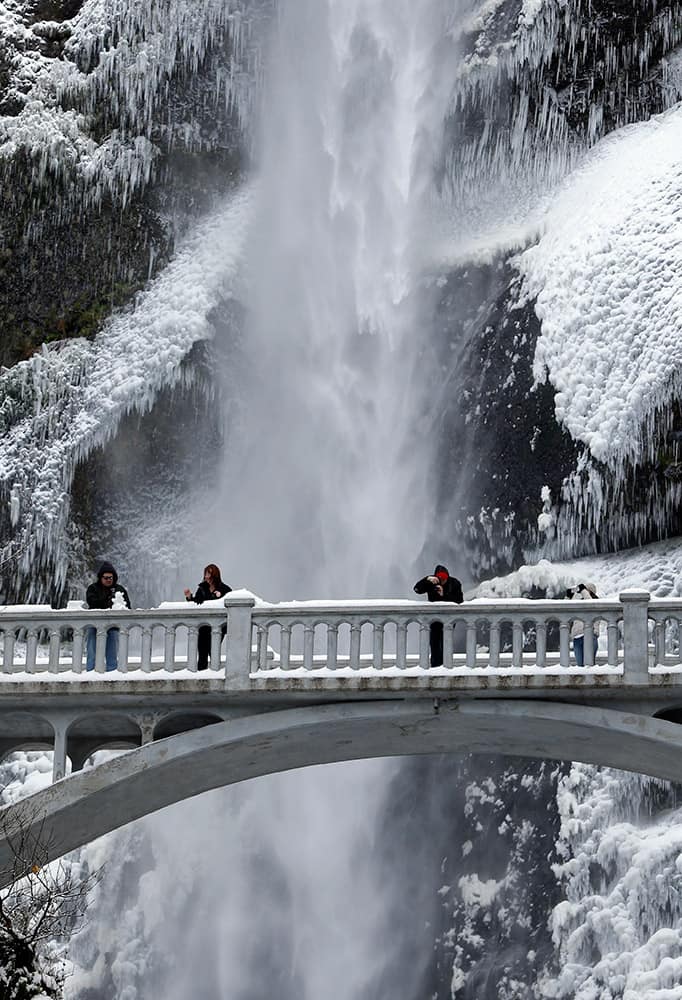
[2,698,682,886]
[0,712,55,765]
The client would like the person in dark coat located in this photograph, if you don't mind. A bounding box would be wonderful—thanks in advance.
[413,564,464,666]
[85,561,131,671]
[184,563,232,671]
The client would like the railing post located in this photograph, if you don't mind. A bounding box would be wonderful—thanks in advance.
[224,595,256,689]
[620,589,650,685]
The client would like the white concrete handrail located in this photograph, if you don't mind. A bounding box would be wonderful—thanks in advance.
[0,589,677,688]
[0,604,231,674]
[249,597,625,676]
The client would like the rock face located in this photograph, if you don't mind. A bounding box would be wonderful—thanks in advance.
[430,264,579,578]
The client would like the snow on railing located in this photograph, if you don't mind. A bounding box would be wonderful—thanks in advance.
[250,598,625,674]
[0,603,231,675]
[0,588,672,688]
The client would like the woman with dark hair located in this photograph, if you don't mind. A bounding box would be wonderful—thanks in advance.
[184,564,232,670]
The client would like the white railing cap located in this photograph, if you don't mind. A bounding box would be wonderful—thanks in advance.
[0,604,53,613]
[619,589,651,601]
[224,589,259,606]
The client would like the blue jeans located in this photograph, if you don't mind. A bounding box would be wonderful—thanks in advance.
[86,627,119,671]
[573,633,598,666]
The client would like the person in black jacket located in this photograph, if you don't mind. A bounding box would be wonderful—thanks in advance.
[413,564,464,666]
[85,561,131,670]
[184,563,232,670]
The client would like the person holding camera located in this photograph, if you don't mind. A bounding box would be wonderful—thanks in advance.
[567,581,599,666]
[413,564,464,666]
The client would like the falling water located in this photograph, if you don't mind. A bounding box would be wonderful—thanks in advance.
[200,0,466,598]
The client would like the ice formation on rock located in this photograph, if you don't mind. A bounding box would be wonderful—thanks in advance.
[0,188,251,598]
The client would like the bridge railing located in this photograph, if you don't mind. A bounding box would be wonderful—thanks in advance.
[0,603,231,674]
[0,588,675,686]
[249,598,625,672]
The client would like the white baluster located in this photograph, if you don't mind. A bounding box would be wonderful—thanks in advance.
[396,622,407,670]
[3,628,15,672]
[373,622,384,670]
[49,628,61,674]
[210,624,222,671]
[559,621,570,668]
[585,617,596,667]
[94,625,107,672]
[326,624,337,671]
[187,625,199,672]
[281,624,292,670]
[303,624,315,671]
[164,625,176,670]
[26,628,38,672]
[418,621,430,668]
[71,626,83,673]
[535,622,547,669]
[512,622,523,668]
[442,621,454,668]
[257,624,268,671]
[118,627,130,673]
[489,622,500,668]
[140,626,153,672]
[607,620,619,666]
[466,621,477,668]
[655,619,666,666]
[349,623,362,670]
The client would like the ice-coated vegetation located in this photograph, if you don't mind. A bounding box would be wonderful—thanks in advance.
[542,764,682,1000]
[0,0,264,211]
[0,187,251,599]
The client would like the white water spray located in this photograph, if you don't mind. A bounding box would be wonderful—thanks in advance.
[206,0,465,599]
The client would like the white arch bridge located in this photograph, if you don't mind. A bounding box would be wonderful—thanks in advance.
[2,588,682,884]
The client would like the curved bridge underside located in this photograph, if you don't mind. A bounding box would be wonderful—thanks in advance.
[2,698,682,885]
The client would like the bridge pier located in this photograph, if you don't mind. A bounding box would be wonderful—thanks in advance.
[51,722,68,783]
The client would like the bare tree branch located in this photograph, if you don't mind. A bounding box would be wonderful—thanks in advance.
[0,800,102,999]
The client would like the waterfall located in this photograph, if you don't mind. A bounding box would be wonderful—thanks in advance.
[198,0,466,598]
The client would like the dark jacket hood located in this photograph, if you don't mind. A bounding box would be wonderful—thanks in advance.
[97,561,118,585]
[434,564,449,577]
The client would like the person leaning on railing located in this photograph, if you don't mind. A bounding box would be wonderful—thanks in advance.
[413,564,464,667]
[85,561,131,671]
[183,563,232,671]
[567,581,599,666]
